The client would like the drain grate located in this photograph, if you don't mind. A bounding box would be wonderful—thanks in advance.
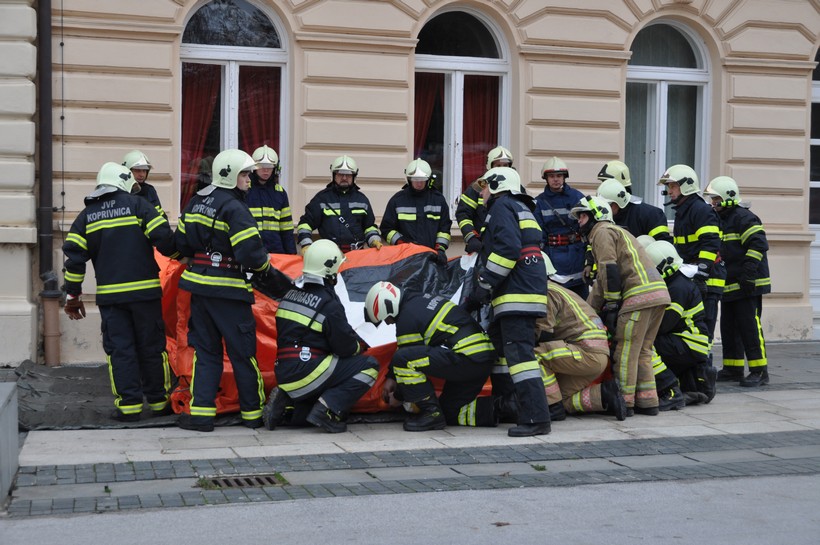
[208,474,285,489]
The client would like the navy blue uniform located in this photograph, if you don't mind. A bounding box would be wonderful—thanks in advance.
[275,278,378,416]
[246,174,296,254]
[455,185,487,243]
[296,182,380,252]
[534,182,586,296]
[380,185,451,250]
[613,202,672,242]
[393,291,496,426]
[64,190,177,417]
[175,186,272,427]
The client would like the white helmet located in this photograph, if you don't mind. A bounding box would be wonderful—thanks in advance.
[211,149,256,189]
[645,240,683,278]
[404,158,432,181]
[252,145,279,169]
[302,239,346,279]
[364,281,402,324]
[597,179,630,209]
[330,155,359,180]
[636,234,656,249]
[541,157,569,180]
[92,162,138,197]
[482,166,522,195]
[570,195,613,223]
[658,164,700,196]
[597,160,631,189]
[122,150,152,172]
[486,146,514,170]
[704,176,741,206]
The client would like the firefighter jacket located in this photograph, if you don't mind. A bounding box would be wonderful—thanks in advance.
[587,221,671,313]
[715,204,771,302]
[63,189,177,305]
[380,185,452,249]
[296,182,381,251]
[534,182,586,286]
[175,186,271,304]
[246,174,296,255]
[613,202,672,242]
[658,271,711,357]
[536,282,610,357]
[476,192,548,318]
[455,185,487,241]
[136,182,164,217]
[395,291,495,359]
[672,195,725,294]
[274,277,366,392]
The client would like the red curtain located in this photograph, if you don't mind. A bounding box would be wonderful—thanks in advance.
[238,66,281,155]
[462,75,499,191]
[180,63,221,208]
[413,72,443,157]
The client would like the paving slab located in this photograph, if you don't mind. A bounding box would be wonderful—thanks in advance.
[366,465,462,481]
[683,449,774,464]
[758,445,820,460]
[610,453,704,469]
[280,469,372,485]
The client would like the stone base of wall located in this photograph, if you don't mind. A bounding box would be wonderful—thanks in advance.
[0,301,36,366]
[0,383,18,502]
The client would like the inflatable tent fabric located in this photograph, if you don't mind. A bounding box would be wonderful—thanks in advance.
[159,245,488,416]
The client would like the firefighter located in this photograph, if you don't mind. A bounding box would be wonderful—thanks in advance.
[534,157,587,298]
[597,177,672,242]
[704,176,772,387]
[597,159,640,200]
[264,239,379,433]
[455,146,514,254]
[364,281,497,431]
[296,155,383,253]
[122,149,164,216]
[464,166,551,437]
[380,158,451,263]
[571,195,671,415]
[246,145,297,255]
[175,149,285,432]
[63,162,178,421]
[657,165,725,340]
[644,240,716,405]
[536,253,627,421]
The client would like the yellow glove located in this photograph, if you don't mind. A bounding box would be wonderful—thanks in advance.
[372,240,383,250]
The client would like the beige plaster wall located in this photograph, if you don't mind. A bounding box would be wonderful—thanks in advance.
[22,0,819,365]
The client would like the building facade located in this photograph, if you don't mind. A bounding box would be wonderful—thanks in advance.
[1,0,818,365]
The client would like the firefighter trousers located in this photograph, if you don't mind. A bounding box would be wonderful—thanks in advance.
[537,342,608,412]
[613,306,664,409]
[488,316,550,425]
[654,334,708,392]
[720,295,767,372]
[99,299,171,416]
[391,345,495,426]
[187,295,264,425]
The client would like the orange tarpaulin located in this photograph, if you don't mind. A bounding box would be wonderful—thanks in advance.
[158,244,479,415]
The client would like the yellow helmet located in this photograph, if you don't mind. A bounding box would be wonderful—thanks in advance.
[90,162,138,198]
[570,195,613,223]
[302,239,346,279]
[645,240,683,278]
[122,150,152,172]
[482,166,522,195]
[252,145,279,169]
[597,160,630,188]
[704,176,741,207]
[597,179,630,209]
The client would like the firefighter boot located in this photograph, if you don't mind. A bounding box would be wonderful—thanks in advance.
[508,421,551,437]
[716,367,744,382]
[549,402,567,422]
[740,369,769,388]
[403,396,446,432]
[683,391,709,406]
[600,379,627,421]
[306,401,347,433]
[658,386,686,411]
[492,392,519,424]
[697,365,718,403]
[262,387,292,430]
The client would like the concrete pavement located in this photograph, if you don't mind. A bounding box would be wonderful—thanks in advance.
[2,341,819,521]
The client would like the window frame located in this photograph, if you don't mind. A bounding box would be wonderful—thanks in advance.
[626,20,711,209]
[179,1,289,196]
[810,79,820,225]
[414,7,511,211]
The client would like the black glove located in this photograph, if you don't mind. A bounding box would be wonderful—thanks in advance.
[435,245,448,265]
[462,283,491,313]
[252,264,293,299]
[537,330,554,343]
[465,233,482,254]
[600,301,619,335]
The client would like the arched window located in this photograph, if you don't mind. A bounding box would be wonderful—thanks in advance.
[179,0,287,207]
[414,9,510,209]
[626,21,710,212]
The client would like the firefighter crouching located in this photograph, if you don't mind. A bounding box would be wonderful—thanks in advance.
[175,149,288,432]
[63,162,178,422]
[535,253,627,421]
[263,239,379,433]
[364,281,497,431]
